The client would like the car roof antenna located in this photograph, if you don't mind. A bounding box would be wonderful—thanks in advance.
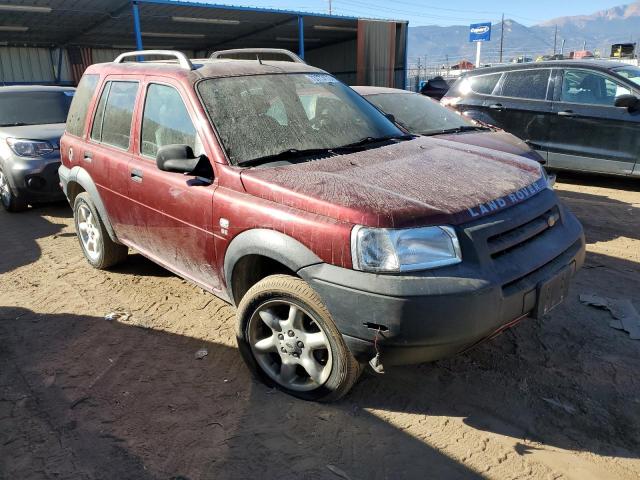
[256,54,263,65]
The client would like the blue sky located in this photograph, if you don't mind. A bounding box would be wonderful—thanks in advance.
[199,0,631,26]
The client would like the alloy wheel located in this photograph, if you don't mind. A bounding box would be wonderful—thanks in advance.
[248,299,333,392]
[77,203,102,261]
[0,171,11,207]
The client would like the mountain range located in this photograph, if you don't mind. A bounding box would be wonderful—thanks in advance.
[408,1,640,65]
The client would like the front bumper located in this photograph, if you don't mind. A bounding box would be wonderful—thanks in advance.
[300,189,585,366]
[5,153,65,203]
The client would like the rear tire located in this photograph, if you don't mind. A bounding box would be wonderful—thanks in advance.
[0,167,28,213]
[73,192,127,269]
[236,274,362,402]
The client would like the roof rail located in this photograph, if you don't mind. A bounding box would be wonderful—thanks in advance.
[210,48,306,64]
[113,50,195,70]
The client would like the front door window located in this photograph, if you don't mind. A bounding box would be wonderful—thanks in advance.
[561,69,631,106]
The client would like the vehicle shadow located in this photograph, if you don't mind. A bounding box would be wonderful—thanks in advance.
[110,253,175,278]
[349,249,640,462]
[31,200,74,218]
[0,206,67,274]
[554,171,640,193]
[0,307,480,480]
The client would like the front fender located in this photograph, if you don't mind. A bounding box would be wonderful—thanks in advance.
[223,229,323,304]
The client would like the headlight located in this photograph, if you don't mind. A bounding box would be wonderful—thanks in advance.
[540,166,555,188]
[351,225,462,273]
[6,138,54,157]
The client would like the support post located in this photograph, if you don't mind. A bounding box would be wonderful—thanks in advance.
[403,23,408,90]
[298,15,304,60]
[56,47,63,83]
[475,41,482,67]
[499,14,504,63]
[132,1,144,51]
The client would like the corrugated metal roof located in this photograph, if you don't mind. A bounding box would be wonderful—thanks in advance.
[0,0,406,51]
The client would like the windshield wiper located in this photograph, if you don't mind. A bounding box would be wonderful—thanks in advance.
[238,147,334,167]
[422,125,490,136]
[335,134,413,151]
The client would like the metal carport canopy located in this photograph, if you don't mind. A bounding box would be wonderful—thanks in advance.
[0,0,388,58]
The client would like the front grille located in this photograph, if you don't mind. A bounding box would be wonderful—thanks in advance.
[487,206,560,259]
[460,188,578,296]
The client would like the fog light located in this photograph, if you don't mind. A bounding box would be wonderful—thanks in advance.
[26,176,46,190]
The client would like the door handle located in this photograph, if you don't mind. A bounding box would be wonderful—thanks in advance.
[489,103,504,111]
[557,110,575,117]
[130,169,143,183]
[83,151,93,163]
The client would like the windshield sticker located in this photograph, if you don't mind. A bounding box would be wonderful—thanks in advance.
[63,91,75,97]
[306,73,337,84]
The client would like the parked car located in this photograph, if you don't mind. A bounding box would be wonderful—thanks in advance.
[0,85,75,212]
[419,76,451,100]
[442,61,640,177]
[59,50,585,401]
[353,86,545,163]
[511,56,533,64]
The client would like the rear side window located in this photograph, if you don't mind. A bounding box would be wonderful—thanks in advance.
[140,83,201,158]
[90,81,138,150]
[468,73,502,94]
[455,73,501,97]
[66,74,99,137]
[500,70,550,100]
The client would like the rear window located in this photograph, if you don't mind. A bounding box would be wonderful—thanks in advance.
[500,69,550,100]
[90,81,139,150]
[0,90,74,127]
[66,74,99,136]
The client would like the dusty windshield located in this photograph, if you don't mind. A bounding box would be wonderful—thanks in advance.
[366,92,474,135]
[0,91,74,127]
[614,66,640,87]
[198,73,403,165]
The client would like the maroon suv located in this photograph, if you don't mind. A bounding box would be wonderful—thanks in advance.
[59,50,585,401]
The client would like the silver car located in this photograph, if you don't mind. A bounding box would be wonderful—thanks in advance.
[0,86,75,212]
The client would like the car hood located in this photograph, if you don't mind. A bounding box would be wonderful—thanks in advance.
[0,123,66,147]
[437,130,543,163]
[240,136,545,228]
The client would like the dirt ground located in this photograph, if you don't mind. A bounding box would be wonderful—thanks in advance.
[1,172,639,480]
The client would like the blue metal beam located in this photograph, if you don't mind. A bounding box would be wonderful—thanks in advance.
[134,0,374,22]
[298,16,304,60]
[208,15,295,51]
[132,1,144,51]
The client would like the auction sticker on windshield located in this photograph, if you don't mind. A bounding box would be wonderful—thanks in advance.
[306,73,337,84]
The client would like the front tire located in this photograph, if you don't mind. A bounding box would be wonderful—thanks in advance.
[236,274,362,402]
[0,167,27,212]
[73,192,128,269]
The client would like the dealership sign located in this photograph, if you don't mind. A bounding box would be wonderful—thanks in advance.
[469,22,491,42]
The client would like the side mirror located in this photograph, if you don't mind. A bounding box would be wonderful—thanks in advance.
[384,113,396,124]
[156,144,199,174]
[614,94,640,111]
